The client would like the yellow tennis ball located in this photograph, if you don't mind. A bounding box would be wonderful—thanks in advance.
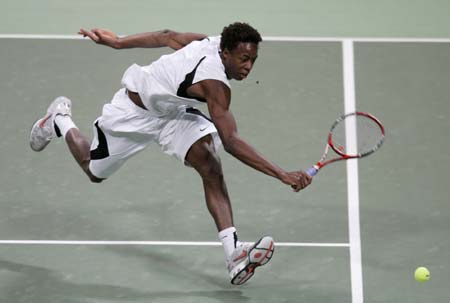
[414,267,430,282]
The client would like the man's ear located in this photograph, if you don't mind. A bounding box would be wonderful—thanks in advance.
[221,48,231,59]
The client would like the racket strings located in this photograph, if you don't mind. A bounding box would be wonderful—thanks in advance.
[331,115,384,156]
[331,122,347,153]
[356,117,383,154]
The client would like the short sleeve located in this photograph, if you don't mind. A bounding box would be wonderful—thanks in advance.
[192,54,230,88]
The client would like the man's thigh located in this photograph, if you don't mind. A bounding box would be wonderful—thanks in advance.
[158,107,222,165]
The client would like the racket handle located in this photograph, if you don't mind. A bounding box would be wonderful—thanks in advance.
[306,166,318,177]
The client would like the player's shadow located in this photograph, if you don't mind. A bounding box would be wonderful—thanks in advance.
[0,259,250,303]
[104,244,228,285]
[103,245,254,302]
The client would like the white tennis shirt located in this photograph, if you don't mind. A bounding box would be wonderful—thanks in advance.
[121,36,231,116]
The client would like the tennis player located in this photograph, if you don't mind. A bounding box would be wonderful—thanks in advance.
[29,22,312,285]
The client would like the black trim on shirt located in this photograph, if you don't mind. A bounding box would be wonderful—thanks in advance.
[186,107,212,122]
[177,56,207,102]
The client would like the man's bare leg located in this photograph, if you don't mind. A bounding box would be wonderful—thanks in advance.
[185,135,275,285]
[185,135,233,231]
[64,128,103,183]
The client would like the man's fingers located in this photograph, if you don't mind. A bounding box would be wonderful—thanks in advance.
[78,28,100,42]
[89,29,100,41]
[290,177,311,192]
[78,28,87,36]
[92,28,107,38]
[91,28,101,36]
[285,171,313,192]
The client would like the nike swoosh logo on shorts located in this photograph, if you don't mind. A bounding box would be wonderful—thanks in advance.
[200,127,208,131]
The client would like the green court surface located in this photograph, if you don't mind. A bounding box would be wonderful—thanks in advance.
[1,3,450,301]
[0,246,350,303]
[1,37,449,303]
[2,0,450,37]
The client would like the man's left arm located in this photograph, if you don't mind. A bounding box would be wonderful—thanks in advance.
[78,28,206,50]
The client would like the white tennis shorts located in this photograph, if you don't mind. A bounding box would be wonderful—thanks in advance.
[89,88,221,179]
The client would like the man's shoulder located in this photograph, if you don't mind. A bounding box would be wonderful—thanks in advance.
[176,35,220,58]
[195,55,230,88]
[206,36,221,43]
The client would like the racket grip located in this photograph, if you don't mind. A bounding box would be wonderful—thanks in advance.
[306,166,318,177]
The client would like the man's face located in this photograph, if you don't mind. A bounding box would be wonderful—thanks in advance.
[221,42,258,81]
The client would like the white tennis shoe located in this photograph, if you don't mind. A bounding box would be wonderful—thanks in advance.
[30,96,72,151]
[228,236,275,285]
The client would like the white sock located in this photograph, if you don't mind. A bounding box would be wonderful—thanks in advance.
[218,226,239,262]
[54,115,78,138]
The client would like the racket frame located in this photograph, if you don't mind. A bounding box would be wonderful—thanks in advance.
[306,112,385,176]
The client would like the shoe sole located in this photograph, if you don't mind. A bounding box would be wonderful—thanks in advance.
[230,236,275,285]
[29,115,51,151]
[29,97,72,152]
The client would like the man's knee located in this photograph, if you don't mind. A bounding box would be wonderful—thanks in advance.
[199,154,222,179]
[89,175,104,183]
[87,168,105,183]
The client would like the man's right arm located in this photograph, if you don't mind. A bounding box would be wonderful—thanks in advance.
[188,80,312,191]
[78,28,207,50]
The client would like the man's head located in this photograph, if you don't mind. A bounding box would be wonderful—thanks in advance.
[220,22,262,81]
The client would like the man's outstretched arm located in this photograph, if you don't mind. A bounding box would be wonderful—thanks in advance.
[78,28,207,50]
[188,80,312,192]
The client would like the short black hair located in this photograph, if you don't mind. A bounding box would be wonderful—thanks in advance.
[220,22,262,51]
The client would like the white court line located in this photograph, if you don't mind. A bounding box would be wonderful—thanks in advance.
[0,34,450,43]
[0,240,349,247]
[265,36,450,43]
[343,40,364,303]
[0,34,83,40]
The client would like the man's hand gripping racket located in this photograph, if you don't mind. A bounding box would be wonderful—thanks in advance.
[306,112,385,177]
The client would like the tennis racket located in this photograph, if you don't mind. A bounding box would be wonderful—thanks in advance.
[306,112,385,177]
